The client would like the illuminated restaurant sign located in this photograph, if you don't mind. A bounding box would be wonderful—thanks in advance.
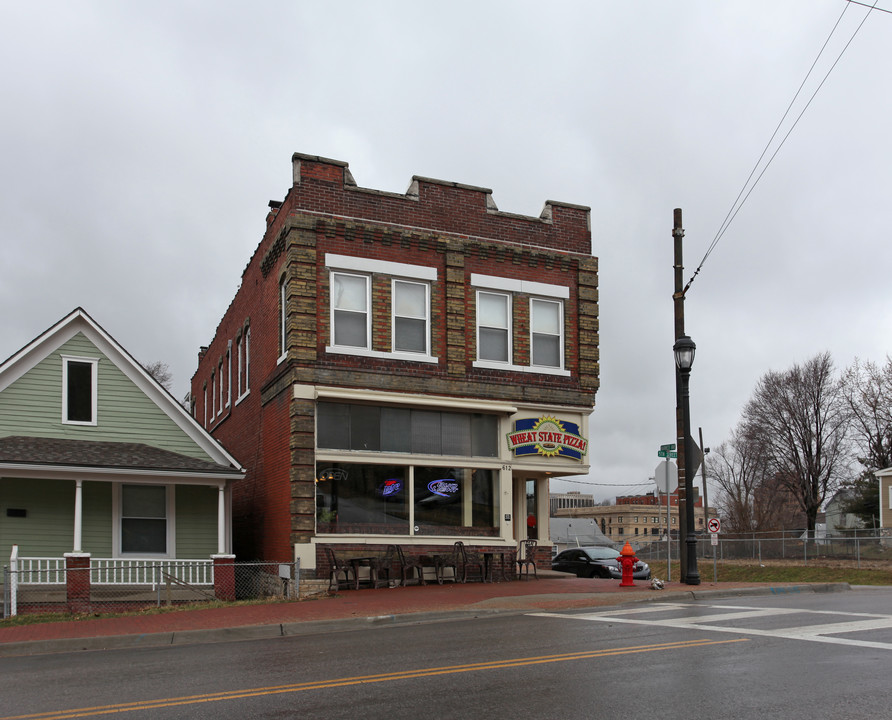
[507,416,587,460]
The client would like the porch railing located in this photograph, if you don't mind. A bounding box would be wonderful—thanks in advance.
[8,557,214,586]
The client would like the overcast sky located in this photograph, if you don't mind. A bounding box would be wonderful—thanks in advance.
[2,1,889,502]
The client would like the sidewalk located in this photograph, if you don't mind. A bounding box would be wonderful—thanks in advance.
[0,572,849,657]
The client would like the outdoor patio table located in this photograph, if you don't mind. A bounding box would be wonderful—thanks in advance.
[482,551,512,582]
[347,557,378,590]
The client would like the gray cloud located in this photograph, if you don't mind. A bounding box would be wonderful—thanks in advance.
[2,1,888,501]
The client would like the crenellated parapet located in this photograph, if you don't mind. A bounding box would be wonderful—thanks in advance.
[280,153,591,255]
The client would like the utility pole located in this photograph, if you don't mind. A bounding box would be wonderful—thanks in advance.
[672,209,688,581]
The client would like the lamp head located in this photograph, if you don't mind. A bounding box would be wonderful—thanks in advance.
[673,335,696,371]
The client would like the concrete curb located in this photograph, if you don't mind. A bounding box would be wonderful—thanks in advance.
[0,583,853,657]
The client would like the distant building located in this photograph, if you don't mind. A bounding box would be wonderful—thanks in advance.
[549,490,595,516]
[555,490,715,543]
[825,489,865,535]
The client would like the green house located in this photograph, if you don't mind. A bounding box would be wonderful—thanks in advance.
[0,309,244,577]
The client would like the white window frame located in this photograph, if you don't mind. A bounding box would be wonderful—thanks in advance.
[243,327,251,395]
[530,297,564,370]
[470,274,571,376]
[211,372,216,419]
[324,254,438,363]
[203,386,208,428]
[226,341,232,408]
[392,279,431,356]
[330,270,371,352]
[113,483,174,559]
[217,361,224,416]
[236,335,243,400]
[475,290,512,366]
[61,355,98,426]
[278,275,288,364]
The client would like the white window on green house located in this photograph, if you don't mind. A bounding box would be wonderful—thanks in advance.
[392,279,429,354]
[331,272,370,349]
[62,356,98,425]
[120,484,168,555]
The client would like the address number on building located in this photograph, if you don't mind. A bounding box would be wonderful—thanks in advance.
[707,518,721,533]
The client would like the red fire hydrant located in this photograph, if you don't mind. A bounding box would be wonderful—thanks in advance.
[617,542,639,587]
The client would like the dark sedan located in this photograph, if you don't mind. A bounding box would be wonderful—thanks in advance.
[552,546,651,580]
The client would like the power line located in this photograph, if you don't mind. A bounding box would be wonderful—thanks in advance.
[847,0,892,13]
[683,0,879,295]
[554,479,655,488]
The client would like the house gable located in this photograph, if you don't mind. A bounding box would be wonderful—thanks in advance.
[0,332,213,461]
[0,309,242,471]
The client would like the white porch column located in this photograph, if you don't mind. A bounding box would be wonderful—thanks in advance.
[73,479,83,553]
[217,483,226,555]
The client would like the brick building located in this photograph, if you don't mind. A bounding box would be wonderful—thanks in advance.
[555,490,715,543]
[191,153,599,578]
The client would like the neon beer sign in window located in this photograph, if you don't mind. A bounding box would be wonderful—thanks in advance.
[427,480,460,497]
[377,479,403,497]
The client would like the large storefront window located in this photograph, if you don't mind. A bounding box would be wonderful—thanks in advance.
[317,403,498,457]
[315,464,408,535]
[316,462,499,537]
[414,467,498,537]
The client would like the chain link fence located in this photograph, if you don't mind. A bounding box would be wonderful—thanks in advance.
[634,531,890,569]
[3,560,300,618]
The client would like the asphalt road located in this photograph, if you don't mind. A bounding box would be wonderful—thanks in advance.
[2,588,891,719]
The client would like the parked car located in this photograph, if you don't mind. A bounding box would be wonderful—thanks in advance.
[552,546,651,580]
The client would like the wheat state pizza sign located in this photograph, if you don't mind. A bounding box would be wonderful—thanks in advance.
[506,416,587,461]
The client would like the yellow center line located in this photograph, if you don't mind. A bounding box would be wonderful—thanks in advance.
[2,637,747,720]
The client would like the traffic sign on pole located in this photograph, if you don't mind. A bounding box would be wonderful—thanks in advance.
[707,518,721,534]
[660,443,676,451]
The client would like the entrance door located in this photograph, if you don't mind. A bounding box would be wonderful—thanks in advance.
[525,479,538,540]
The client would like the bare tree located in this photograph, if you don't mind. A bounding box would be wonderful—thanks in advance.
[741,352,851,537]
[143,360,173,392]
[842,357,892,473]
[710,425,782,533]
[839,356,892,524]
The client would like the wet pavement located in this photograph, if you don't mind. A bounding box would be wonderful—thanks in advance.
[0,571,849,656]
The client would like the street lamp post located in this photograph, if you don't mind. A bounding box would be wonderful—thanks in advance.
[674,334,700,585]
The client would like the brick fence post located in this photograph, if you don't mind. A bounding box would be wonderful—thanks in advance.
[212,554,236,601]
[64,553,91,614]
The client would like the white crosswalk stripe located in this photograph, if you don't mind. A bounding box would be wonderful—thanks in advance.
[529,603,892,650]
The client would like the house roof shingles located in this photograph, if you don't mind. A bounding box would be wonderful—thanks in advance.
[0,436,237,475]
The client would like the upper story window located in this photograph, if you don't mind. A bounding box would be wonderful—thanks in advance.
[471,274,570,377]
[278,275,288,362]
[217,360,224,416]
[62,356,98,425]
[325,254,438,363]
[236,325,250,402]
[393,279,429,354]
[477,291,511,363]
[331,272,370,349]
[531,298,563,368]
[225,342,232,408]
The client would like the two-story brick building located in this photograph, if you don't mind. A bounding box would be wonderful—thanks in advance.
[191,153,599,578]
